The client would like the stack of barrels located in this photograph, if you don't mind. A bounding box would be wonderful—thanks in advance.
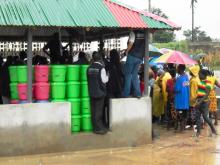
[80,65,93,133]
[34,65,50,103]
[9,65,28,104]
[8,64,93,134]
[66,65,81,133]
[9,66,19,104]
[67,65,93,133]
[50,65,67,102]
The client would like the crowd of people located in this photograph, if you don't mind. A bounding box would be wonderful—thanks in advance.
[151,62,220,137]
[0,30,219,137]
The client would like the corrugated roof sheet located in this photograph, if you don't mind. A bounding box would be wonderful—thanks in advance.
[0,0,180,30]
[59,0,119,27]
[141,12,180,29]
[141,15,172,29]
[109,0,181,30]
[104,0,147,28]
[0,0,119,27]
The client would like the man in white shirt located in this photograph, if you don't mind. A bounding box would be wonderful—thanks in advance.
[122,30,145,98]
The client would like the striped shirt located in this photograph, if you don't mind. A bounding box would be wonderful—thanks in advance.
[197,80,212,97]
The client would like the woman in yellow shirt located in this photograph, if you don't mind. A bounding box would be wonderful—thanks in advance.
[152,70,165,118]
[189,65,200,126]
[207,71,220,125]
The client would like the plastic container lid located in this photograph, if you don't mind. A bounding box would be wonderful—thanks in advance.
[72,115,81,118]
[18,83,27,87]
[81,65,89,67]
[81,81,88,85]
[35,65,49,67]
[51,65,67,68]
[67,65,80,68]
[67,82,81,85]
[68,98,81,101]
[10,83,17,86]
[81,98,90,101]
[34,82,50,85]
[51,99,66,102]
[17,65,27,68]
[9,66,17,69]
[82,114,91,117]
[51,82,66,85]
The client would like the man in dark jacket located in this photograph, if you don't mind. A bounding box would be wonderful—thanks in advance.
[87,52,109,134]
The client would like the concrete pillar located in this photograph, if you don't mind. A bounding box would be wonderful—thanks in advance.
[144,29,149,96]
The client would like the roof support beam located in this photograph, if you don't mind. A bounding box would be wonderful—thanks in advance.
[58,27,63,57]
[27,28,33,102]
[69,37,73,56]
[144,29,149,96]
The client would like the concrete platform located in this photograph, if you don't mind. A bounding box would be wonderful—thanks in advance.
[0,97,152,156]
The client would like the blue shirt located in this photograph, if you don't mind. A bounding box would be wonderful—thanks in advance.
[174,73,190,110]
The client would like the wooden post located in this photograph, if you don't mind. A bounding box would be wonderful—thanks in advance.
[58,27,63,57]
[27,28,33,102]
[144,29,149,96]
[69,37,73,56]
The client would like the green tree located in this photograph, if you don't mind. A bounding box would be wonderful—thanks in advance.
[183,27,212,42]
[151,8,175,43]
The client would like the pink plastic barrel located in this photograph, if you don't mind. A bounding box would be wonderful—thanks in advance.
[34,83,50,100]
[10,100,19,104]
[33,84,36,100]
[34,65,49,82]
[18,83,28,100]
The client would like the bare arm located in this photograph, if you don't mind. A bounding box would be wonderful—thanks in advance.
[125,31,135,55]
[43,45,50,56]
[63,43,69,49]
[125,42,133,55]
[215,79,220,88]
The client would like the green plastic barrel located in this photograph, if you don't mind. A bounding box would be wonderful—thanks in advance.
[10,83,18,99]
[81,98,91,114]
[51,82,66,99]
[81,81,89,97]
[71,115,81,133]
[51,99,66,102]
[68,98,81,115]
[67,82,80,98]
[67,65,80,81]
[81,65,89,81]
[17,66,27,83]
[82,114,93,132]
[9,66,17,82]
[51,65,67,82]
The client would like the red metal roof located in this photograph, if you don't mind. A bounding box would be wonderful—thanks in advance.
[104,0,147,28]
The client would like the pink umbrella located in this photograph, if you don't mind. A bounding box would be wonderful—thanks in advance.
[160,48,172,54]
[156,51,197,65]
